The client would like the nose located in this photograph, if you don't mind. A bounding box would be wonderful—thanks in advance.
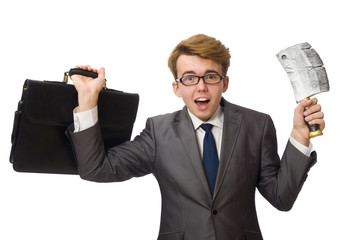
[196,77,208,91]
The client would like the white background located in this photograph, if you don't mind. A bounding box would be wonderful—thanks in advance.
[1,0,361,239]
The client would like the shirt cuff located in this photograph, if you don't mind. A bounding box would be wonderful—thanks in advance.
[289,136,314,157]
[73,106,98,132]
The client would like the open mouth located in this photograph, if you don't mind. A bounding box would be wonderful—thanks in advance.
[195,98,210,109]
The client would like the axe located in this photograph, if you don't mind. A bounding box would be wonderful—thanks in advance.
[276,42,330,138]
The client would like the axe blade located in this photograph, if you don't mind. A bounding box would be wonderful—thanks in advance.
[276,42,330,102]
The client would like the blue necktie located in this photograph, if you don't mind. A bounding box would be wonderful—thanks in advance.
[201,123,219,196]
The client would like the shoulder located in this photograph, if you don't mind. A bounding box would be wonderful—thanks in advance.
[146,107,186,126]
[222,99,277,139]
[222,98,271,122]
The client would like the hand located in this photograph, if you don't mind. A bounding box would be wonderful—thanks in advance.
[70,65,106,112]
[291,98,325,146]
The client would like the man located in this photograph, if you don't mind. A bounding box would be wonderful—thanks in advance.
[67,34,325,240]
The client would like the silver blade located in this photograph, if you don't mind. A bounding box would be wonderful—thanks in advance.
[276,42,330,102]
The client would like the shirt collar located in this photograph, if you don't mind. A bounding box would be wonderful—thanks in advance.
[187,105,224,130]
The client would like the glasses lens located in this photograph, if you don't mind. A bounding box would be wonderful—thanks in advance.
[204,74,222,84]
[181,76,199,85]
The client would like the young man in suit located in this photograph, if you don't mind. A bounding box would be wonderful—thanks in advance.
[68,34,325,240]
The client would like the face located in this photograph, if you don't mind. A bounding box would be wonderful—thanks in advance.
[172,55,229,122]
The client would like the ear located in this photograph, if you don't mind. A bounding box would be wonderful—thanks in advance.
[222,76,229,93]
[172,81,182,98]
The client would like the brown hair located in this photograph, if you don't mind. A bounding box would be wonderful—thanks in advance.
[168,34,231,79]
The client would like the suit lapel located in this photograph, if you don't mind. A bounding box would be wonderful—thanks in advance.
[213,99,243,199]
[172,107,212,202]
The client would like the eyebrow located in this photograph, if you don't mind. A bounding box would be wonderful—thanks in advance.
[181,71,196,76]
[181,70,220,76]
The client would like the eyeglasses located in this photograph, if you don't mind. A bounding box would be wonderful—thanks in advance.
[175,74,224,86]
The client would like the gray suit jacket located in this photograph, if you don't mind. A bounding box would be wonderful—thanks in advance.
[67,98,317,240]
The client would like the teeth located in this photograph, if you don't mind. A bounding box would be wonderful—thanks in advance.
[196,98,209,102]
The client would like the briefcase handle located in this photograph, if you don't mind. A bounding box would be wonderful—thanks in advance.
[63,68,107,89]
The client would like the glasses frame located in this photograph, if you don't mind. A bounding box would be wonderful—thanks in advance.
[175,74,224,86]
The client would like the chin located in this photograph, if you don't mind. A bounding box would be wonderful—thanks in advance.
[188,105,213,121]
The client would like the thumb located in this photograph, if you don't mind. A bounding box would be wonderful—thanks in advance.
[294,99,311,119]
[98,67,106,86]
[98,67,105,80]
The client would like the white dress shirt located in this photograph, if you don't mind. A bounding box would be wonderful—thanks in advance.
[187,106,224,160]
[73,106,313,157]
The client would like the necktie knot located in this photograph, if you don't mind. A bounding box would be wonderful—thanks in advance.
[201,123,213,133]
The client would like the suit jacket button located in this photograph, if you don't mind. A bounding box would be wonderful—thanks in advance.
[212,209,218,215]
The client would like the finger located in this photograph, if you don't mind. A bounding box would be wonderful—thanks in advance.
[308,118,325,131]
[304,104,322,116]
[88,66,98,73]
[305,111,325,130]
[305,111,324,122]
[310,97,318,105]
[295,99,312,116]
[76,65,88,71]
[298,99,312,110]
[300,97,318,110]
[75,65,99,73]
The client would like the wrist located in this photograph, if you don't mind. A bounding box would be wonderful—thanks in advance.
[291,129,310,147]
[78,93,98,112]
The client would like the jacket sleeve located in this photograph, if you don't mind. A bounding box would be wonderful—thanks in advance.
[66,118,156,182]
[257,115,317,211]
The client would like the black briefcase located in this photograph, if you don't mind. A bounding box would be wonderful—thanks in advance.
[9,69,139,174]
